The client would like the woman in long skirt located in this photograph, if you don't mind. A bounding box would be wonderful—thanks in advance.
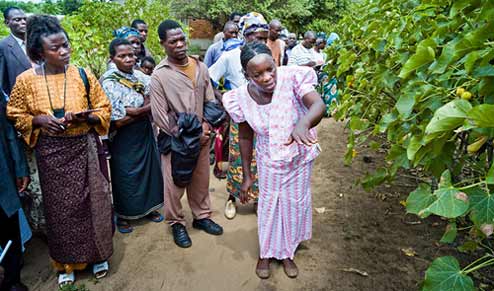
[7,15,113,287]
[222,42,326,279]
[101,37,164,233]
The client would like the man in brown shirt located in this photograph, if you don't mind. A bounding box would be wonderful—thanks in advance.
[150,20,223,248]
[266,19,285,66]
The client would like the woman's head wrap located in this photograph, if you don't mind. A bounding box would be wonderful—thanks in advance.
[239,12,268,37]
[113,26,141,39]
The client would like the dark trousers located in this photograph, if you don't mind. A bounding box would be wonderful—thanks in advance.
[0,209,22,291]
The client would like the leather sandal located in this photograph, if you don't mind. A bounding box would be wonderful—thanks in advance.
[282,259,298,278]
[255,258,270,279]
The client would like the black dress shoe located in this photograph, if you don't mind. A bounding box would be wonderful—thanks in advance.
[171,223,192,248]
[192,218,223,235]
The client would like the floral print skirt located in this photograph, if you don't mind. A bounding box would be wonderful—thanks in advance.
[226,122,259,201]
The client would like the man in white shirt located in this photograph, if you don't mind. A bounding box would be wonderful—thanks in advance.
[287,31,317,67]
[0,7,31,99]
[208,13,269,91]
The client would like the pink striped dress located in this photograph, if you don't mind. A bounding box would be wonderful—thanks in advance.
[223,66,321,259]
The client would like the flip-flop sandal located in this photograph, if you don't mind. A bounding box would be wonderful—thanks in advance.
[58,272,75,287]
[116,220,133,234]
[93,261,109,279]
[146,211,164,223]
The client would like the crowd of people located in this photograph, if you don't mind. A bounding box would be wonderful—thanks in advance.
[0,7,328,290]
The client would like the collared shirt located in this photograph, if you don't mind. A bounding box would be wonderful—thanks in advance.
[150,56,215,135]
[208,47,246,90]
[11,34,26,55]
[287,43,316,66]
[204,40,224,68]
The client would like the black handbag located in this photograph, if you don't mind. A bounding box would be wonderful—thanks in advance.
[203,101,226,128]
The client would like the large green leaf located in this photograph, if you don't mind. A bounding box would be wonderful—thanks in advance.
[406,183,435,216]
[425,99,472,134]
[463,50,481,74]
[449,0,472,17]
[407,135,423,161]
[473,65,494,78]
[468,104,494,128]
[399,38,436,79]
[396,92,415,118]
[422,256,475,291]
[429,39,457,74]
[426,187,469,218]
[467,187,494,227]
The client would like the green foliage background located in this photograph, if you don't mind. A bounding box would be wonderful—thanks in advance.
[62,0,172,78]
[170,0,348,34]
[1,0,173,78]
[326,0,494,289]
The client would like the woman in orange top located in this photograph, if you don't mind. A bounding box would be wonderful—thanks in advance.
[7,15,113,287]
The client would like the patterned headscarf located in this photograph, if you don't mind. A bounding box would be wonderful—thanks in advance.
[113,26,141,39]
[239,12,269,38]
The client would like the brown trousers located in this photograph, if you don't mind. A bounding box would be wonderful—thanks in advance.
[161,142,212,225]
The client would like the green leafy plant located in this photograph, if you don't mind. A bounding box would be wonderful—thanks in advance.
[326,0,494,289]
[170,0,349,34]
[62,0,174,78]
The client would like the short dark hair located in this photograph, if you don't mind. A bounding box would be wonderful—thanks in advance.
[109,38,132,57]
[141,56,156,66]
[240,41,272,70]
[157,20,182,40]
[26,15,67,63]
[223,21,237,32]
[3,6,22,20]
[229,12,242,21]
[131,19,146,28]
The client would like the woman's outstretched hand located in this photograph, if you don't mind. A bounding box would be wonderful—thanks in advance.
[285,120,317,146]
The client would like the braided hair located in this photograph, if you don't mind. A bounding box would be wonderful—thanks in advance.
[240,41,272,71]
[26,15,67,63]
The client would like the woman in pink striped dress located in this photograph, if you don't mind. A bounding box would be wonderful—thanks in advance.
[222,42,326,279]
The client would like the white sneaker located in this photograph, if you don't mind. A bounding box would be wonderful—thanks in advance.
[224,200,237,219]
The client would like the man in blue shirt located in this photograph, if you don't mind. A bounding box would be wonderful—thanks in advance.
[203,21,239,68]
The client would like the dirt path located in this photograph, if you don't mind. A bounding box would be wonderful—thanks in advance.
[21,119,447,290]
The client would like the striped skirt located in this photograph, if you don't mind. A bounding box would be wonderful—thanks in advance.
[257,155,314,260]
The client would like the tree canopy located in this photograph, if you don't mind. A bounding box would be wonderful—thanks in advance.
[170,0,349,34]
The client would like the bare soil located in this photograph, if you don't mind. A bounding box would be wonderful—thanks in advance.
[21,119,455,290]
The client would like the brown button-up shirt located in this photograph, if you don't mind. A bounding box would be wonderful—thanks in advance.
[150,56,215,135]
